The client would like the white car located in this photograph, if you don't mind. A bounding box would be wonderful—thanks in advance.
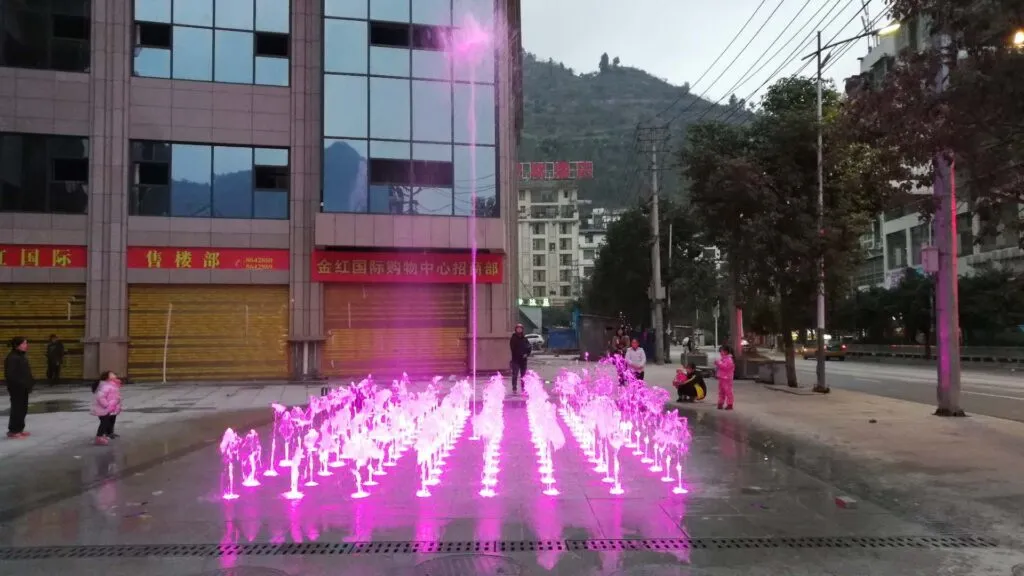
[525,333,545,349]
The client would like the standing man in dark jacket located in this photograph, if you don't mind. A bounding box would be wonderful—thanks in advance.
[4,337,34,438]
[46,334,65,385]
[509,323,531,394]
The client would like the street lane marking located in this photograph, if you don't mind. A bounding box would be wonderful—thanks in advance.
[962,390,1024,401]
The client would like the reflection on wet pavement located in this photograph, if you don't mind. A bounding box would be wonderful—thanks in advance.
[2,392,1020,575]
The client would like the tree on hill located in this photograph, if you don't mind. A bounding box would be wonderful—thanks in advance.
[612,56,620,67]
[599,53,610,72]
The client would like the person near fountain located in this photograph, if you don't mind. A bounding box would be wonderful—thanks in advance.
[509,323,531,394]
[674,363,706,403]
[624,338,647,383]
[45,334,65,386]
[611,327,630,385]
[91,370,123,445]
[715,344,736,410]
[4,337,33,439]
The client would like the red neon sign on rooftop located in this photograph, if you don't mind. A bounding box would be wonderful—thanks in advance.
[519,161,594,181]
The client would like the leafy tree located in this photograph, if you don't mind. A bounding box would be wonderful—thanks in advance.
[889,269,934,354]
[842,2,1024,244]
[599,52,610,73]
[612,56,620,67]
[682,77,898,385]
[584,198,710,345]
[958,266,1024,343]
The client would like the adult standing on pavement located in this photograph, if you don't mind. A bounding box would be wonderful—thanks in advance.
[4,337,34,438]
[509,323,531,394]
[46,334,65,385]
[625,338,647,383]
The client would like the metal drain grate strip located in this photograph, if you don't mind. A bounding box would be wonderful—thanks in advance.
[0,535,998,561]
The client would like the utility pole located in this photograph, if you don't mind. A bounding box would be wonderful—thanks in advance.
[814,30,829,393]
[636,125,670,364]
[931,32,964,417]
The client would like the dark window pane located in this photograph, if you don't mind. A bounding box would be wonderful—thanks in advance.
[369,158,412,186]
[411,25,448,51]
[132,141,171,162]
[254,165,288,189]
[49,181,88,213]
[322,139,368,213]
[48,136,88,158]
[137,22,172,48]
[212,146,253,218]
[52,14,89,40]
[133,184,171,216]
[254,31,288,57]
[253,189,287,219]
[411,160,453,187]
[52,158,88,181]
[50,38,90,72]
[137,162,169,185]
[53,0,91,17]
[2,8,49,69]
[170,143,212,217]
[369,21,410,48]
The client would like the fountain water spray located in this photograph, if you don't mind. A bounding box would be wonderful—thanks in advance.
[475,374,506,497]
[220,428,241,500]
[241,429,262,487]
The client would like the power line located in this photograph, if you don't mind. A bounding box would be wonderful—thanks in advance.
[645,0,773,123]
[663,0,791,127]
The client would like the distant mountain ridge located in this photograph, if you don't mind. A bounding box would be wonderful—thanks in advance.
[520,53,748,208]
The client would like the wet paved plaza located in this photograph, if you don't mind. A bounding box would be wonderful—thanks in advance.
[0,386,1021,575]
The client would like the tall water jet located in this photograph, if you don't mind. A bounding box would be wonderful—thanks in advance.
[241,429,262,487]
[220,428,241,500]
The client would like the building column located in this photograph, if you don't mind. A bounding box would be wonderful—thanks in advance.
[83,0,131,379]
[287,0,325,379]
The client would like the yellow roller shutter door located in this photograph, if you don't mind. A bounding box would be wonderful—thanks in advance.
[0,284,85,380]
[323,284,467,378]
[128,285,289,381]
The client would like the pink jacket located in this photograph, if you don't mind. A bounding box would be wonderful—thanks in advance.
[91,380,122,416]
[715,355,735,383]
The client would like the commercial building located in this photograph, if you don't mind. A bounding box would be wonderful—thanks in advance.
[0,0,523,381]
[850,19,1023,290]
[515,160,592,307]
[577,207,622,284]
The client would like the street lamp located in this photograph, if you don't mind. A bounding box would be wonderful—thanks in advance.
[802,22,901,394]
[1013,29,1024,46]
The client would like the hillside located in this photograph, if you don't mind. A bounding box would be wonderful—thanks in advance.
[520,53,747,208]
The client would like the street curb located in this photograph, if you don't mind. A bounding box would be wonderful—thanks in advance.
[761,385,821,396]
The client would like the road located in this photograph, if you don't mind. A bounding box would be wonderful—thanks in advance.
[671,346,1024,423]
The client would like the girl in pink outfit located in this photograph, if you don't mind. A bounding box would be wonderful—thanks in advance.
[91,370,123,445]
[715,345,735,410]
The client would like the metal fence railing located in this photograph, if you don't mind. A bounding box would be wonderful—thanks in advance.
[846,344,1024,363]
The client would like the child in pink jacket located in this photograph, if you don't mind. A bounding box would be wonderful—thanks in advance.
[714,345,735,410]
[91,370,122,445]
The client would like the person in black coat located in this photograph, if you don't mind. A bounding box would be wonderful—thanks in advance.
[509,324,531,394]
[4,337,34,438]
[46,334,65,385]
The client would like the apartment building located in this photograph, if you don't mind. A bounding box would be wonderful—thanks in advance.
[577,207,623,285]
[0,0,523,381]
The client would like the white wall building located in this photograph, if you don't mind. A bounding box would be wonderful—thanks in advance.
[577,207,624,287]
[517,179,582,306]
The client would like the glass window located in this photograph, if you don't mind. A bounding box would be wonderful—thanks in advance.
[172,26,213,80]
[134,47,171,77]
[369,77,410,140]
[170,144,212,217]
[215,0,254,29]
[214,30,254,83]
[453,47,494,83]
[323,74,368,138]
[254,0,289,33]
[136,0,172,22]
[411,0,450,26]
[371,185,451,215]
[412,80,452,142]
[412,50,449,80]
[254,56,288,85]
[254,147,288,166]
[453,83,495,145]
[212,146,254,218]
[452,0,493,28]
[370,0,409,22]
[0,133,88,215]
[324,18,367,74]
[324,0,367,19]
[453,144,497,217]
[413,143,451,161]
[0,1,91,72]
[370,46,410,77]
[322,139,368,213]
[254,190,288,219]
[173,0,213,26]
[370,140,410,159]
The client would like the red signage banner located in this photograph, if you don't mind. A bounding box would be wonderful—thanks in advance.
[519,161,594,181]
[127,247,289,271]
[0,245,87,268]
[312,250,503,284]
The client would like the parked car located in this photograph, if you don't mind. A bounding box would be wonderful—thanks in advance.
[802,342,847,361]
[525,333,545,350]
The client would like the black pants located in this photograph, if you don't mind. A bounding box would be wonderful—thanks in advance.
[47,362,61,385]
[96,414,117,437]
[7,387,29,434]
[510,357,527,390]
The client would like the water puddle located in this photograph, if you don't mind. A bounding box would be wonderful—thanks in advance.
[0,399,87,416]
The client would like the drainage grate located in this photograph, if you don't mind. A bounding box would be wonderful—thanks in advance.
[413,554,523,576]
[0,535,998,561]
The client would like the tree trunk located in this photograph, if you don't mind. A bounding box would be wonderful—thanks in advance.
[780,308,798,387]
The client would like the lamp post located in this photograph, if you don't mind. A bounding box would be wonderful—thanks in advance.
[802,22,900,394]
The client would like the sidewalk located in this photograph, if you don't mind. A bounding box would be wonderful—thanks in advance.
[628,361,1024,549]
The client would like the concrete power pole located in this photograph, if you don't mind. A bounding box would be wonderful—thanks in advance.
[932,33,964,417]
[636,125,670,364]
